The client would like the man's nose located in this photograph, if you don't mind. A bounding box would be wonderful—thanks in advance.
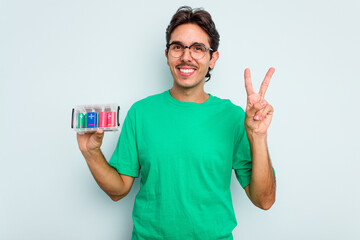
[181,48,193,61]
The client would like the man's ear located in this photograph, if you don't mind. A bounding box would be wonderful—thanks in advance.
[209,51,219,69]
[165,49,169,66]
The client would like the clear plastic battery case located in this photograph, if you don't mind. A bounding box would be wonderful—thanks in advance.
[71,104,120,134]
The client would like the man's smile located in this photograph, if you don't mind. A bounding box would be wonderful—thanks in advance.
[176,64,197,77]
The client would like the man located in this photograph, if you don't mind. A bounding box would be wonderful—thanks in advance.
[77,6,276,240]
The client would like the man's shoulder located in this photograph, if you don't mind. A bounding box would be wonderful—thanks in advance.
[211,94,246,116]
[130,91,167,111]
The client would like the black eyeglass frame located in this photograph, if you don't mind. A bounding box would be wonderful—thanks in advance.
[166,41,214,59]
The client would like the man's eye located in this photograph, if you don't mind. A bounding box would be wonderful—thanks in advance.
[172,44,182,50]
[193,45,205,52]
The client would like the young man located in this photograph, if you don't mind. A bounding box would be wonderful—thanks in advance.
[77,6,276,240]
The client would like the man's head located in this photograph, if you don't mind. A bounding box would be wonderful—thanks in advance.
[165,6,220,88]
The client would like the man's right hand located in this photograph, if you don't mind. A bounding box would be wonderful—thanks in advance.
[77,129,104,154]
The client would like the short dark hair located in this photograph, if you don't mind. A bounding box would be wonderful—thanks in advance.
[166,6,220,82]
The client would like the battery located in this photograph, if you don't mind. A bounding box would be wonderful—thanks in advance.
[78,113,85,128]
[98,112,107,127]
[107,112,116,127]
[87,112,97,128]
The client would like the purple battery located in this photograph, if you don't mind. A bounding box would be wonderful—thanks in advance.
[87,112,97,128]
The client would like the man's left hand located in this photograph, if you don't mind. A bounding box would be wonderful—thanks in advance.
[244,67,275,136]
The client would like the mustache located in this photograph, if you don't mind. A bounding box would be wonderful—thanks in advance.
[176,63,198,69]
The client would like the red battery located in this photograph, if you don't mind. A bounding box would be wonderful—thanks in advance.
[98,112,107,127]
[107,112,116,127]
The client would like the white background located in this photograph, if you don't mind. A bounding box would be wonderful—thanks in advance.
[1,0,359,239]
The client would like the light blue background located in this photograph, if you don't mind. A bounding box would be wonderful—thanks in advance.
[1,0,359,239]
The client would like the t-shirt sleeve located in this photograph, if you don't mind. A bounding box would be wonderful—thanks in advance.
[108,106,140,177]
[232,110,252,189]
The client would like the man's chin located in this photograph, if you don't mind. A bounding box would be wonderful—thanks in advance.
[173,77,204,89]
[175,81,201,90]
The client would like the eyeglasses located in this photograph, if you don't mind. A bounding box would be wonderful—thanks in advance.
[166,41,213,60]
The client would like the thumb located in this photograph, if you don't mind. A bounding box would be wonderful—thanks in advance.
[247,100,267,116]
[88,129,104,149]
[94,129,104,140]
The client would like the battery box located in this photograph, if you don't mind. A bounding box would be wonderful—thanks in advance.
[71,104,120,134]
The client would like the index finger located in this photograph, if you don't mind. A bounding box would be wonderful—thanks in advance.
[244,68,255,96]
[259,67,275,99]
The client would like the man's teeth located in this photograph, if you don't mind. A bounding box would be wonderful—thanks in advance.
[179,68,195,73]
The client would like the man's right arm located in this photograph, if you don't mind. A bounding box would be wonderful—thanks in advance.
[77,130,134,201]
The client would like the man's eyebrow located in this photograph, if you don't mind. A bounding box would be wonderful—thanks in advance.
[169,41,183,45]
[169,41,206,46]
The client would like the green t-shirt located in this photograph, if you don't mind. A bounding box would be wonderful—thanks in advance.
[109,90,252,240]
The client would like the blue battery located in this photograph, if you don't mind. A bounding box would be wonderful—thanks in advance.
[87,112,97,128]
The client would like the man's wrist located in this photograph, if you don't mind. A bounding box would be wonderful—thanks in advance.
[81,148,103,161]
[246,130,267,143]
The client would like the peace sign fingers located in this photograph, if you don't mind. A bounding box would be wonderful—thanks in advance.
[243,67,275,136]
[259,67,275,99]
[244,68,255,96]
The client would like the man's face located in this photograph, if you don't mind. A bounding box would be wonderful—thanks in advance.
[166,23,219,90]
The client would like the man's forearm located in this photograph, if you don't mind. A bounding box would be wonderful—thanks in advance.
[247,134,276,210]
[81,149,128,200]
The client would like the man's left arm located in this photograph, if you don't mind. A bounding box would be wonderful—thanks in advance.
[245,133,276,210]
[243,67,276,210]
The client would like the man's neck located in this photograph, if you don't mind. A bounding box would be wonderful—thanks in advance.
[169,86,209,103]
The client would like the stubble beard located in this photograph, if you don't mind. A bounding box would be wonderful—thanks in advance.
[173,76,205,90]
